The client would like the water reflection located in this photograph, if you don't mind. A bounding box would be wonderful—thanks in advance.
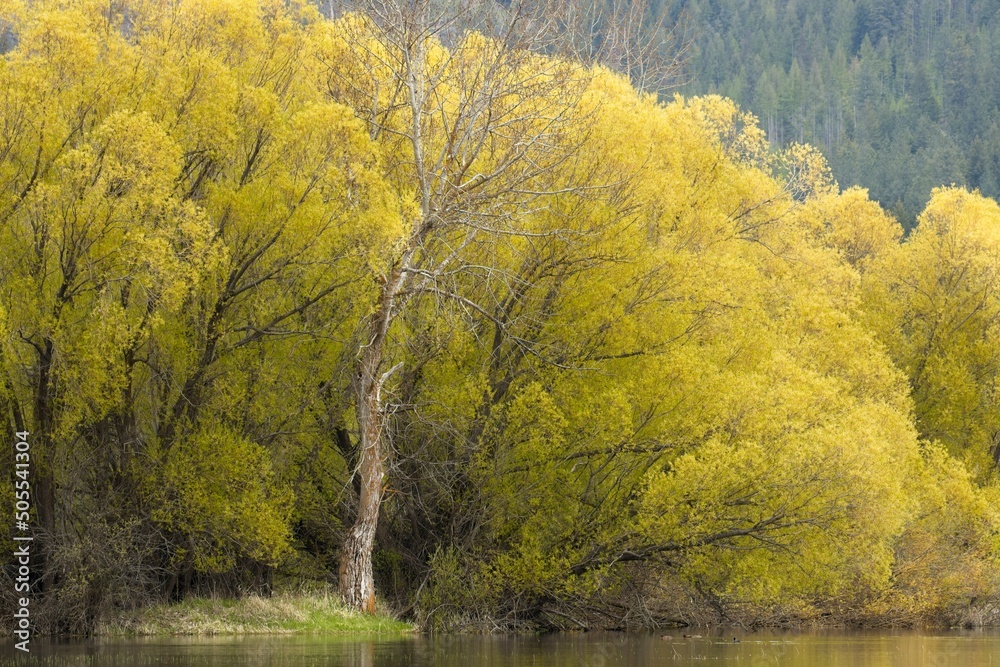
[2,630,999,666]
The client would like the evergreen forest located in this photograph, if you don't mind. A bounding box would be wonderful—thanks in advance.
[674,0,1000,228]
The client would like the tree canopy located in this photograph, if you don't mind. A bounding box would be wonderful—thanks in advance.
[1,0,1000,633]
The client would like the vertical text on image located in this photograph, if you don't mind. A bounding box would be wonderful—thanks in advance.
[12,430,31,653]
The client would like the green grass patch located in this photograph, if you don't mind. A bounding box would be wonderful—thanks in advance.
[102,589,415,636]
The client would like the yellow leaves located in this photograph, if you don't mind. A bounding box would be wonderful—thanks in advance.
[682,94,770,170]
[52,300,133,437]
[0,0,399,582]
[775,141,837,201]
[886,443,1000,615]
[126,201,222,311]
[919,185,1000,241]
[17,6,100,83]
[639,395,917,601]
[26,109,210,282]
[284,102,369,196]
[155,49,241,159]
[863,187,1000,474]
[170,0,268,61]
[313,13,401,128]
[131,0,319,162]
[151,425,294,571]
[484,381,567,475]
[797,186,902,269]
[540,91,929,603]
[95,111,183,200]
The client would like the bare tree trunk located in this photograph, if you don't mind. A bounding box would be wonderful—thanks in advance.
[338,342,386,613]
[339,263,409,612]
[333,4,431,603]
[329,0,660,611]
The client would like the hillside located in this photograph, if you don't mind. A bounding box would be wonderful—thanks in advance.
[672,0,1000,227]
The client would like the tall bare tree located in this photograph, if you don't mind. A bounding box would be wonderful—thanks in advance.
[321,0,571,613]
[319,0,687,612]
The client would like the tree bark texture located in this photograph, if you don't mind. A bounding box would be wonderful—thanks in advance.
[339,264,406,612]
[338,343,385,613]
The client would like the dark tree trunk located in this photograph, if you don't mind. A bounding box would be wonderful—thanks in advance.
[34,339,56,595]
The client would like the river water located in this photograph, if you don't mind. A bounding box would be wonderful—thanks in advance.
[2,630,997,665]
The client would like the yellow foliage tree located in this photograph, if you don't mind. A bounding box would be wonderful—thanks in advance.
[864,188,1000,477]
[3,0,1000,633]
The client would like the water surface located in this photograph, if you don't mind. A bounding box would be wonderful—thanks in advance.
[3,630,998,665]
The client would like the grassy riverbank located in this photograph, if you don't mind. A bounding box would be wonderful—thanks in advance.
[102,590,414,636]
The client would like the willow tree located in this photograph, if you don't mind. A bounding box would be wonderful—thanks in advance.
[0,0,396,626]
[863,187,1000,476]
[315,0,613,611]
[394,91,926,627]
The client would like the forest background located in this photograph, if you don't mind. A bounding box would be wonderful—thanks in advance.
[4,0,1000,636]
[671,0,1000,229]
